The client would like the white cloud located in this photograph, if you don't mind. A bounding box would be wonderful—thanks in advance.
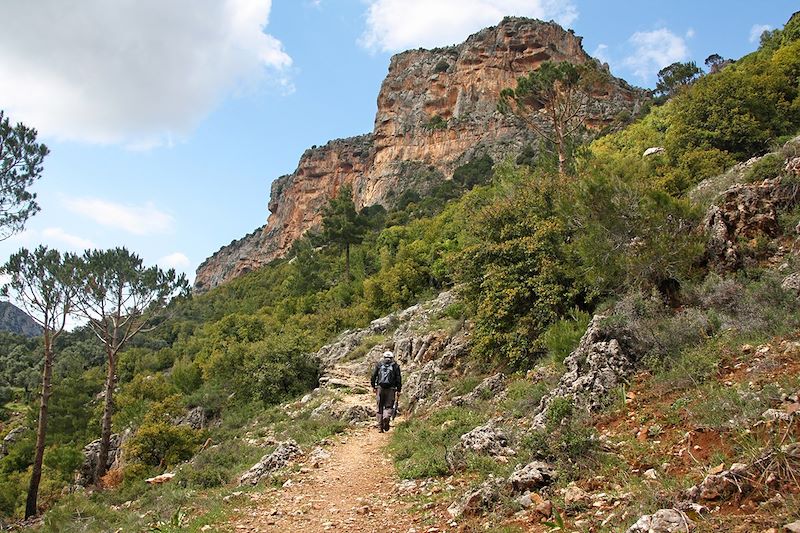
[64,198,174,236]
[592,44,609,64]
[158,252,191,270]
[685,28,695,39]
[622,28,689,81]
[359,0,578,52]
[0,0,291,147]
[750,24,772,43]
[41,227,95,250]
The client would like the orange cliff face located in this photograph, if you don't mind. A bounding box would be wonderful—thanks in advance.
[193,17,647,292]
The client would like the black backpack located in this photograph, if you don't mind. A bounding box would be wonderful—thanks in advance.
[377,361,395,387]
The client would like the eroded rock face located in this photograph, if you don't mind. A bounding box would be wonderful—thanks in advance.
[195,18,646,291]
[532,315,639,429]
[0,427,27,458]
[239,440,302,485]
[704,178,799,271]
[75,434,123,487]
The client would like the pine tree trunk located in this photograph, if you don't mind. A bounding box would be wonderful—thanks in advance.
[96,348,117,483]
[25,334,53,519]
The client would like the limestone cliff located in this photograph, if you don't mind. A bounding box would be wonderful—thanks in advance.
[195,17,646,292]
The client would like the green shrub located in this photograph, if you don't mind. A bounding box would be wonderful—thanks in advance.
[176,441,262,488]
[125,422,201,468]
[540,310,591,364]
[453,154,494,189]
[433,60,450,73]
[745,152,785,182]
[171,357,202,394]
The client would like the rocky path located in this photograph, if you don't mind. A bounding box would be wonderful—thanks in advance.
[226,423,430,533]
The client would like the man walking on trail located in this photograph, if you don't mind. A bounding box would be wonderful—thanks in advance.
[371,350,402,432]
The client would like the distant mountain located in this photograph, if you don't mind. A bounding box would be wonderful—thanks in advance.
[0,302,42,337]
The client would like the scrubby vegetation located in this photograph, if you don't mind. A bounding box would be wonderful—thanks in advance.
[1,10,799,532]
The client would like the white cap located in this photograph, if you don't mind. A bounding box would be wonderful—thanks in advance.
[382,351,394,359]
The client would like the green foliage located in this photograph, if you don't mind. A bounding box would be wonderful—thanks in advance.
[654,61,702,100]
[433,60,449,73]
[426,115,447,130]
[0,110,49,239]
[390,406,488,478]
[171,357,202,395]
[744,152,785,182]
[125,421,200,469]
[457,168,588,368]
[452,154,494,189]
[540,309,591,364]
[499,60,609,174]
[569,169,703,294]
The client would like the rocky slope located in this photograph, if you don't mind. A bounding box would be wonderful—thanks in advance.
[0,302,41,337]
[194,17,646,292]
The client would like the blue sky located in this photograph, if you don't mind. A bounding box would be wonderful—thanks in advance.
[0,0,796,283]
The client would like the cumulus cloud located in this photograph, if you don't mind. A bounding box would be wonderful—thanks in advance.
[41,228,95,250]
[158,252,191,270]
[750,24,772,43]
[64,198,174,236]
[592,44,610,64]
[359,0,578,52]
[622,28,689,81]
[0,0,291,147]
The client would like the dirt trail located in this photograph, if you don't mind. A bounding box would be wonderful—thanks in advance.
[227,398,434,532]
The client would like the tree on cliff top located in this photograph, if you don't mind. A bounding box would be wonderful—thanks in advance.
[499,61,607,176]
[1,246,77,518]
[73,248,189,483]
[0,111,49,240]
[321,185,368,280]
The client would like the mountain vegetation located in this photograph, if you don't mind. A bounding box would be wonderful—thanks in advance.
[0,11,799,532]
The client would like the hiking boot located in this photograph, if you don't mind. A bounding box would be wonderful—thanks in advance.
[382,418,390,432]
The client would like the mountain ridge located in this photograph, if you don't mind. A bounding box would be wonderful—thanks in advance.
[194,17,647,292]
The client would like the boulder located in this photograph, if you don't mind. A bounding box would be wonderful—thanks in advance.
[626,509,693,532]
[643,147,665,157]
[340,404,376,425]
[75,434,124,487]
[1,426,27,457]
[452,373,506,406]
[532,315,639,429]
[507,461,557,493]
[239,440,302,485]
[460,419,514,457]
[782,273,800,296]
[447,476,503,518]
[175,406,207,430]
[309,446,331,468]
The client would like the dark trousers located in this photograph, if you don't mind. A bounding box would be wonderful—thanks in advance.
[376,387,396,426]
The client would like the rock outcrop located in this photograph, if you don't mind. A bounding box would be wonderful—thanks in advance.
[704,177,799,271]
[531,314,639,429]
[195,17,646,291]
[75,433,124,487]
[239,440,303,485]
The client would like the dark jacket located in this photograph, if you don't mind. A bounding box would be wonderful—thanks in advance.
[371,359,402,392]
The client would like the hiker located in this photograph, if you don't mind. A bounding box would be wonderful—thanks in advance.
[371,350,402,432]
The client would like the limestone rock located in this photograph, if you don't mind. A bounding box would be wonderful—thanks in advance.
[75,434,124,487]
[239,440,302,485]
[195,18,647,292]
[703,178,800,271]
[447,476,504,518]
[175,406,208,430]
[782,272,800,296]
[460,419,514,457]
[507,461,556,493]
[626,509,693,532]
[452,373,506,406]
[643,147,665,157]
[532,315,639,429]
[0,426,27,457]
[563,484,589,506]
[309,446,331,468]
